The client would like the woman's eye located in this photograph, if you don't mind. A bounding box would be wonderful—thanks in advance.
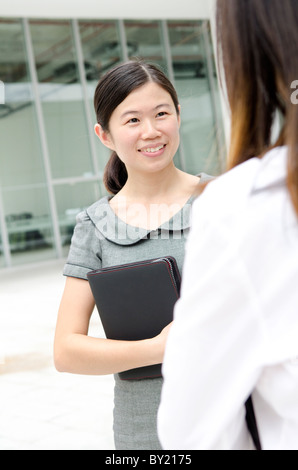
[128,118,139,124]
[157,111,167,118]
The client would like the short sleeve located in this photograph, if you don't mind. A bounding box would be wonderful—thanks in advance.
[63,209,102,280]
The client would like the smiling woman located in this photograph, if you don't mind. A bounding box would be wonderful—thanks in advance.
[95,81,181,181]
[93,60,182,195]
[54,59,211,450]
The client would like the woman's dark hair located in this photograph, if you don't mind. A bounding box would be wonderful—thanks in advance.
[94,60,180,194]
[216,0,298,215]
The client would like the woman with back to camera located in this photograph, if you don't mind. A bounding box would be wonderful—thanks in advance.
[158,0,298,450]
[54,59,210,450]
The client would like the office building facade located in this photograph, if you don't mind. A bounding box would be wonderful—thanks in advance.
[0,4,226,268]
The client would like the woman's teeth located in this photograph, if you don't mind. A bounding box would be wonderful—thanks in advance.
[142,145,165,153]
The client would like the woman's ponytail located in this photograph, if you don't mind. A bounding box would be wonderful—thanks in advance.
[103,152,128,195]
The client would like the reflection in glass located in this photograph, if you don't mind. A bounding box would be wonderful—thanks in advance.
[168,20,224,176]
[124,20,167,72]
[0,18,56,266]
[79,20,122,84]
[0,16,225,269]
[54,181,101,255]
[0,233,5,268]
[0,19,44,187]
[29,19,93,180]
[79,20,122,175]
[2,186,56,265]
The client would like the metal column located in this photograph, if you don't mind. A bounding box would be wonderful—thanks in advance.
[160,20,187,171]
[118,20,129,62]
[201,20,226,172]
[72,19,102,201]
[0,186,12,267]
[22,18,63,258]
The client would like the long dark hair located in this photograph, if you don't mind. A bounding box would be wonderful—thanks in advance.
[216,0,298,215]
[94,60,180,195]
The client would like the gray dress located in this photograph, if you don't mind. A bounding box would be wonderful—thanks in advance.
[63,174,211,450]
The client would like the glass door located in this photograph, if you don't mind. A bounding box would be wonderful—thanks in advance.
[0,18,56,266]
[78,19,123,175]
[168,20,225,176]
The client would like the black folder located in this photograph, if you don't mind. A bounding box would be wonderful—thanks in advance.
[87,257,181,380]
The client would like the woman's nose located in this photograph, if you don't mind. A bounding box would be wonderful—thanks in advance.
[141,120,162,139]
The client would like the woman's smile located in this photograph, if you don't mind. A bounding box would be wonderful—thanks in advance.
[138,143,167,157]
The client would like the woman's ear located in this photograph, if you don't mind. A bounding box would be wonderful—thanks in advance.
[177,104,181,128]
[94,123,115,151]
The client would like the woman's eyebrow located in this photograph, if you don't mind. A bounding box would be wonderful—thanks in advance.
[155,104,171,110]
[120,110,140,119]
[120,104,171,120]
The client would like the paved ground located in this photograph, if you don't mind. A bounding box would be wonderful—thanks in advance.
[0,259,115,450]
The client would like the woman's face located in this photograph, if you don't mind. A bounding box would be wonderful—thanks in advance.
[95,82,181,176]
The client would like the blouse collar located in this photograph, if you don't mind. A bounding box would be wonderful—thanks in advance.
[87,194,194,246]
[86,172,211,246]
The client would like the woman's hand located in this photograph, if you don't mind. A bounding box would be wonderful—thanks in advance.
[54,277,174,375]
[152,321,173,364]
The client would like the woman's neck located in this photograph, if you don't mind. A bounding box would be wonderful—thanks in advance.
[117,165,184,204]
[108,165,199,230]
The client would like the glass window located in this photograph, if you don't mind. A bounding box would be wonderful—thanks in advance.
[54,180,101,255]
[0,188,9,267]
[168,20,224,176]
[79,20,122,82]
[3,185,56,265]
[29,19,94,180]
[0,18,56,266]
[0,19,45,187]
[0,16,226,270]
[124,20,167,71]
[0,232,5,268]
[79,19,122,176]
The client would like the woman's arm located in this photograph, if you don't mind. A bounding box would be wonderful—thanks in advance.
[54,276,168,375]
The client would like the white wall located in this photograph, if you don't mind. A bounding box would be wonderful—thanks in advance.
[0,0,214,20]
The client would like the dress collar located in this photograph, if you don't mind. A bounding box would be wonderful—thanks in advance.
[86,172,211,246]
[87,195,194,246]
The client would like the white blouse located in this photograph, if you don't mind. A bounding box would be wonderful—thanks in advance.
[158,147,298,450]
